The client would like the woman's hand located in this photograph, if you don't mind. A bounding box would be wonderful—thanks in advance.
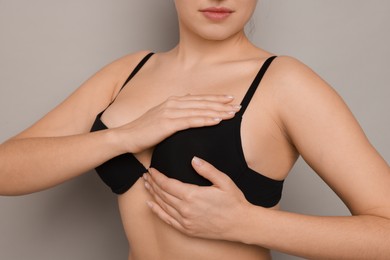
[143,156,251,241]
[114,95,241,153]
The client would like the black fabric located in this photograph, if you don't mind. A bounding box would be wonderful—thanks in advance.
[90,54,284,208]
[90,112,147,194]
[120,52,155,92]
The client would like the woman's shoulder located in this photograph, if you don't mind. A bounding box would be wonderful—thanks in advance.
[104,50,153,79]
[96,50,153,95]
[267,55,336,99]
[263,55,345,123]
[111,50,153,67]
[271,55,319,82]
[248,49,322,89]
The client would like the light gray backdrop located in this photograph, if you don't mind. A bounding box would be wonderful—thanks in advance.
[0,0,389,259]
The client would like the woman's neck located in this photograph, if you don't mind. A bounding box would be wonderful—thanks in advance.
[170,29,258,68]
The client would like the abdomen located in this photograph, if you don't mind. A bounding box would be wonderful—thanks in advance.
[118,178,272,260]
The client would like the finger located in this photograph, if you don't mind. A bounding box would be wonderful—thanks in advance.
[147,168,198,200]
[171,99,241,112]
[174,94,235,103]
[169,107,239,120]
[146,200,186,232]
[170,115,230,129]
[169,115,230,130]
[145,181,185,221]
[144,172,183,210]
[191,157,233,188]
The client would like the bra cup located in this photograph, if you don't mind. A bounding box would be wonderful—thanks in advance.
[90,54,283,207]
[150,119,241,185]
[150,118,284,207]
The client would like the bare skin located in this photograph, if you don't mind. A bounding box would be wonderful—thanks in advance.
[1,0,389,259]
[143,52,390,259]
[1,0,281,258]
[108,49,290,259]
[0,48,288,259]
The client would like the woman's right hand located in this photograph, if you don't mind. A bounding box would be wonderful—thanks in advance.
[113,94,241,154]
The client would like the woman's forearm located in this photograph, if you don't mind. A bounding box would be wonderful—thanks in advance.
[0,130,121,195]
[144,157,390,259]
[0,94,238,196]
[237,206,390,259]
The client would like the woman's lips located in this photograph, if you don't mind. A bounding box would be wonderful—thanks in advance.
[200,7,234,21]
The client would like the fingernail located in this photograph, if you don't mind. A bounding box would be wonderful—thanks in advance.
[225,95,234,99]
[213,117,222,122]
[143,173,148,181]
[192,156,204,166]
[144,182,150,190]
[232,105,242,110]
[146,201,153,208]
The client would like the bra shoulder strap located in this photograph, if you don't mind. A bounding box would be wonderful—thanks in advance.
[119,52,155,92]
[105,52,154,108]
[238,56,277,116]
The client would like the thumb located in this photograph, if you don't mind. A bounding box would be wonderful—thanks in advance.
[191,156,232,188]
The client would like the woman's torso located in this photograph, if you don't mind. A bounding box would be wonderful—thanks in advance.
[98,50,298,260]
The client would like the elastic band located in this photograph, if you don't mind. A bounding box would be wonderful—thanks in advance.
[119,52,155,91]
[238,56,277,116]
[106,52,155,108]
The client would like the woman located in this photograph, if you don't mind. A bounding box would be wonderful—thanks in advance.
[1,1,389,260]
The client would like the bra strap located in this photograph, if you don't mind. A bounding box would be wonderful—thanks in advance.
[120,52,155,91]
[238,56,277,116]
[106,52,154,108]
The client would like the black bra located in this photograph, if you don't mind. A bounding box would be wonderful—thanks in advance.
[90,53,284,208]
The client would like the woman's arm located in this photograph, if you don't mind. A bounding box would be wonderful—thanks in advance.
[145,158,390,259]
[0,51,240,195]
[144,57,390,259]
[0,51,150,195]
[0,131,120,195]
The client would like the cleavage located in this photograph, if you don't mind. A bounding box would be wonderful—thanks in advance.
[132,148,155,170]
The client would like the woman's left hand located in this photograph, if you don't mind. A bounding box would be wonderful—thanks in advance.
[143,156,252,241]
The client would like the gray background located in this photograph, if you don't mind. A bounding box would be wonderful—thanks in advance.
[0,0,389,259]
